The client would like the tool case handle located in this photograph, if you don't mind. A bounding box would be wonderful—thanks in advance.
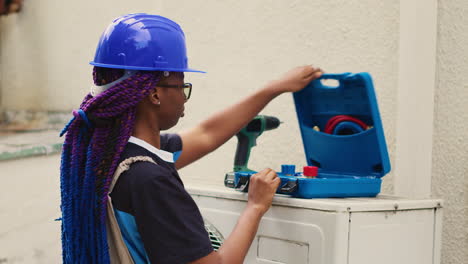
[319,72,353,80]
[314,73,353,89]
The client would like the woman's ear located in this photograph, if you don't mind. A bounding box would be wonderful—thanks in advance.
[149,88,161,105]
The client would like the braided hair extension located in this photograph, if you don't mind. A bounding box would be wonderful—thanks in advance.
[60,67,161,263]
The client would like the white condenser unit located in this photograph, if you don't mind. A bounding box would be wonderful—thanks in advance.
[189,186,443,264]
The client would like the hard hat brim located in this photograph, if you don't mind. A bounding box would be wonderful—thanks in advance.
[89,62,206,73]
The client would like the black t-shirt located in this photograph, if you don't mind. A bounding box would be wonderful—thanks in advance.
[110,134,213,263]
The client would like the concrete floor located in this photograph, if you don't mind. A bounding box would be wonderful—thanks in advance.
[0,154,62,263]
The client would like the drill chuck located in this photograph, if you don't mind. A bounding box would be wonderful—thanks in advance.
[245,115,280,133]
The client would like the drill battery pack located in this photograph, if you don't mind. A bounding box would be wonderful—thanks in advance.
[225,72,391,198]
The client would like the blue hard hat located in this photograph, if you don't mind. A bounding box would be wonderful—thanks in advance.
[90,13,205,73]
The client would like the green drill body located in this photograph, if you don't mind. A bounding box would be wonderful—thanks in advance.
[233,115,281,172]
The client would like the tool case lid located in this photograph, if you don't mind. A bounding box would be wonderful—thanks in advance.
[293,72,391,178]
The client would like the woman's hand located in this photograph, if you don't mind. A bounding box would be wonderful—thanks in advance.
[268,65,323,94]
[247,168,281,216]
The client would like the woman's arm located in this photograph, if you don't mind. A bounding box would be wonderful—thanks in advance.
[189,168,281,264]
[176,65,322,170]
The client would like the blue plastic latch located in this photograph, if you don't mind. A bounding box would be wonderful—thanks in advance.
[281,164,296,175]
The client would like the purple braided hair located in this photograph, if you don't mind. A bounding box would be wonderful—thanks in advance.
[60,67,161,263]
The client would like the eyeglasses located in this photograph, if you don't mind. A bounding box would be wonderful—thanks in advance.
[157,83,192,100]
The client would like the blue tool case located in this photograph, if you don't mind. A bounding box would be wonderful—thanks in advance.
[290,72,391,198]
[227,72,391,198]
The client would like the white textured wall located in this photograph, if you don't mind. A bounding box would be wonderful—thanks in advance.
[0,0,163,111]
[0,0,399,191]
[163,0,399,196]
[432,0,468,263]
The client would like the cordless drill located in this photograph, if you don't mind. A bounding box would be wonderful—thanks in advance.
[225,115,281,188]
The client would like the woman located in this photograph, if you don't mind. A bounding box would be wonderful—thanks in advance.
[59,13,323,264]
